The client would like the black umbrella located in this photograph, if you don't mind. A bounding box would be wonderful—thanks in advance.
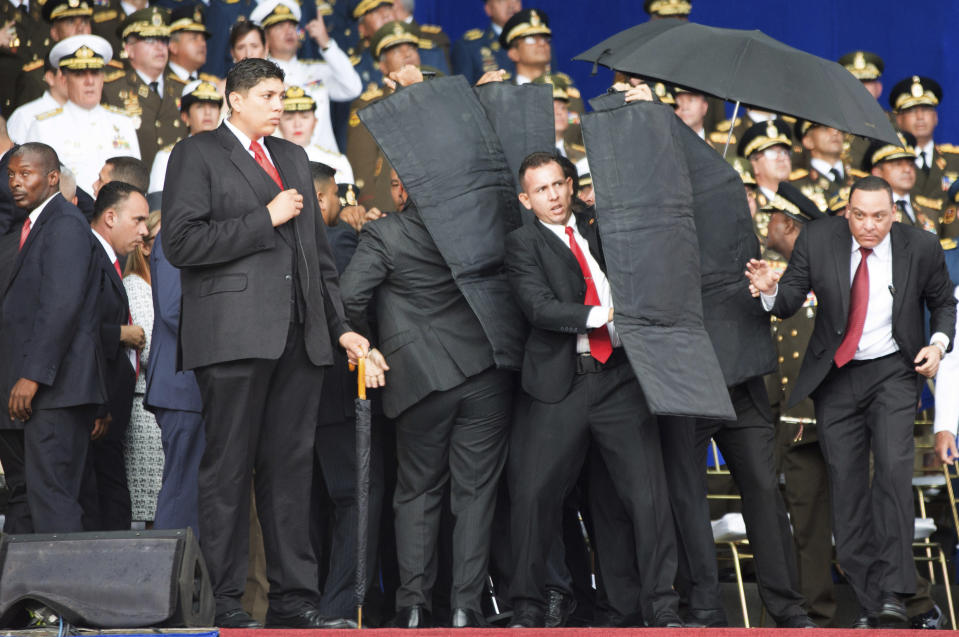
[574,20,901,153]
[352,357,372,629]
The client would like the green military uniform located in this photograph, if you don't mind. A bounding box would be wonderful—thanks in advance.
[0,0,49,116]
[89,0,124,57]
[864,131,941,235]
[100,6,186,169]
[409,19,450,71]
[837,51,890,171]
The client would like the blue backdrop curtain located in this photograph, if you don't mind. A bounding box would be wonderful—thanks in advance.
[414,1,959,143]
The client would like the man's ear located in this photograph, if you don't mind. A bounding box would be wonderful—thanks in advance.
[507,46,519,64]
[228,90,243,113]
[518,191,532,210]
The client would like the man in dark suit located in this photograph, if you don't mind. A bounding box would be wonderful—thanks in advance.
[162,58,368,630]
[0,118,20,235]
[504,151,680,629]
[84,180,149,531]
[145,228,204,536]
[0,142,105,533]
[746,175,957,628]
[339,167,513,629]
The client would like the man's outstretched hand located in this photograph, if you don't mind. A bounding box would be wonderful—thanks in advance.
[745,258,780,297]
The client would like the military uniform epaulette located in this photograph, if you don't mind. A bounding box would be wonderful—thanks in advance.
[198,72,220,83]
[35,107,63,121]
[848,167,868,178]
[104,68,126,82]
[302,58,329,65]
[107,59,123,69]
[159,141,177,152]
[570,143,585,153]
[93,9,117,22]
[715,117,740,133]
[103,103,131,116]
[418,38,435,49]
[789,168,809,181]
[709,131,733,144]
[360,86,383,101]
[464,28,483,41]
[420,24,442,34]
[780,115,796,123]
[567,86,580,99]
[915,195,943,210]
[938,144,959,154]
[167,72,182,82]
[21,59,43,72]
[350,54,362,66]
[942,238,957,250]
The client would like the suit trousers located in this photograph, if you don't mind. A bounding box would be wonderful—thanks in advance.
[153,408,205,536]
[812,354,918,614]
[393,366,512,613]
[662,383,805,624]
[0,407,96,533]
[509,355,679,623]
[194,322,325,616]
[86,411,132,530]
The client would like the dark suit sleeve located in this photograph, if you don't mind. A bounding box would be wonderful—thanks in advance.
[505,229,592,334]
[307,173,350,343]
[162,139,277,269]
[153,233,181,335]
[338,221,391,341]
[20,216,95,386]
[771,223,814,320]
[99,321,123,361]
[923,237,958,350]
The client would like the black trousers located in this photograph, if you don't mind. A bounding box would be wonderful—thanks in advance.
[84,413,132,530]
[393,367,512,613]
[661,382,805,624]
[194,322,324,616]
[813,354,919,614]
[509,355,679,623]
[0,406,96,533]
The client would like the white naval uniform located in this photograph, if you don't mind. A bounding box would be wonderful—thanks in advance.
[270,40,362,152]
[7,91,61,143]
[149,145,173,193]
[24,100,140,194]
[304,144,354,184]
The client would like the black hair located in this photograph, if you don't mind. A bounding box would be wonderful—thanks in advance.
[848,175,894,208]
[225,57,283,103]
[12,142,60,175]
[556,154,579,197]
[309,161,336,186]
[229,19,265,51]
[105,156,150,192]
[93,180,142,221]
[518,150,564,189]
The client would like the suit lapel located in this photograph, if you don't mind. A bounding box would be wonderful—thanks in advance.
[263,136,303,247]
[575,211,604,272]
[217,124,281,208]
[6,195,61,290]
[890,225,911,325]
[534,219,580,276]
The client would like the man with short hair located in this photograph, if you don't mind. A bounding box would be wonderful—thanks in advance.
[253,0,361,152]
[348,0,397,89]
[100,6,185,168]
[864,131,939,235]
[746,176,957,628]
[451,0,519,84]
[149,79,222,192]
[162,57,368,630]
[790,119,851,212]
[93,155,149,196]
[24,34,140,195]
[0,142,105,533]
[166,4,216,84]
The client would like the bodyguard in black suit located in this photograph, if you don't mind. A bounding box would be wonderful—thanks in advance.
[747,176,957,628]
[339,171,513,629]
[84,181,150,531]
[0,143,105,533]
[504,152,680,628]
[162,59,368,629]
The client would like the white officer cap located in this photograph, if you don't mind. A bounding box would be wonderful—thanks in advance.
[49,34,113,70]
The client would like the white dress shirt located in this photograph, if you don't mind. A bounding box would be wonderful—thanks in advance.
[135,68,163,96]
[224,118,276,168]
[92,228,138,371]
[893,192,916,223]
[915,139,935,171]
[27,193,58,229]
[167,61,196,83]
[539,215,621,354]
[761,231,949,360]
[810,157,844,182]
[934,286,959,435]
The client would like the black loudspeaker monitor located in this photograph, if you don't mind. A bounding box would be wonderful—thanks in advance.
[0,528,214,628]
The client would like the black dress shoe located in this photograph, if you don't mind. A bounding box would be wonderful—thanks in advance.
[687,608,728,627]
[544,588,576,628]
[779,614,818,628]
[648,611,684,628]
[852,613,879,629]
[911,604,947,630]
[509,603,545,628]
[451,608,486,628]
[265,607,355,628]
[215,609,264,629]
[389,605,431,629]
[880,593,908,623]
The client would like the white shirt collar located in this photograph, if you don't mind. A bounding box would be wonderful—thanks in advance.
[224,117,253,150]
[696,127,706,140]
[29,192,58,226]
[135,68,163,92]
[120,0,137,15]
[917,140,935,162]
[515,74,532,85]
[491,23,502,36]
[851,230,891,261]
[65,99,97,115]
[8,0,24,9]
[91,227,118,264]
[538,211,577,233]
[403,15,413,24]
[168,61,193,82]
[810,157,843,179]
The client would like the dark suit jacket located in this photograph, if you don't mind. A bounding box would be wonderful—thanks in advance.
[339,205,494,419]
[162,123,348,370]
[771,216,957,407]
[94,240,136,425]
[144,231,202,414]
[318,221,359,426]
[0,144,24,236]
[504,211,604,404]
[0,194,105,424]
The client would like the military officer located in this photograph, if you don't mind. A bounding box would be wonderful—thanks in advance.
[739,119,793,209]
[89,0,145,57]
[100,7,186,168]
[714,109,802,160]
[347,0,396,90]
[532,73,585,163]
[0,0,50,116]
[450,0,517,84]
[644,0,691,19]
[391,0,450,73]
[789,119,852,213]
[148,78,221,192]
[23,34,139,194]
[7,56,66,142]
[862,131,939,234]
[167,5,219,85]
[890,75,959,200]
[837,51,887,170]
[729,155,760,219]
[945,181,959,248]
[252,0,361,153]
[276,85,354,184]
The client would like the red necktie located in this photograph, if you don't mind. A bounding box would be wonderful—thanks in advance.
[18,217,31,250]
[250,139,283,189]
[834,246,872,367]
[565,226,612,363]
[114,260,140,376]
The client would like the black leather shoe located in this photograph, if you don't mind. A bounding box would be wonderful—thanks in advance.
[389,605,430,629]
[688,608,728,627]
[911,604,947,630]
[880,593,908,623]
[509,603,545,628]
[649,611,684,628]
[265,607,355,629]
[215,609,264,629]
[544,588,576,628]
[451,608,486,628]
[779,614,818,628]
[852,613,879,629]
